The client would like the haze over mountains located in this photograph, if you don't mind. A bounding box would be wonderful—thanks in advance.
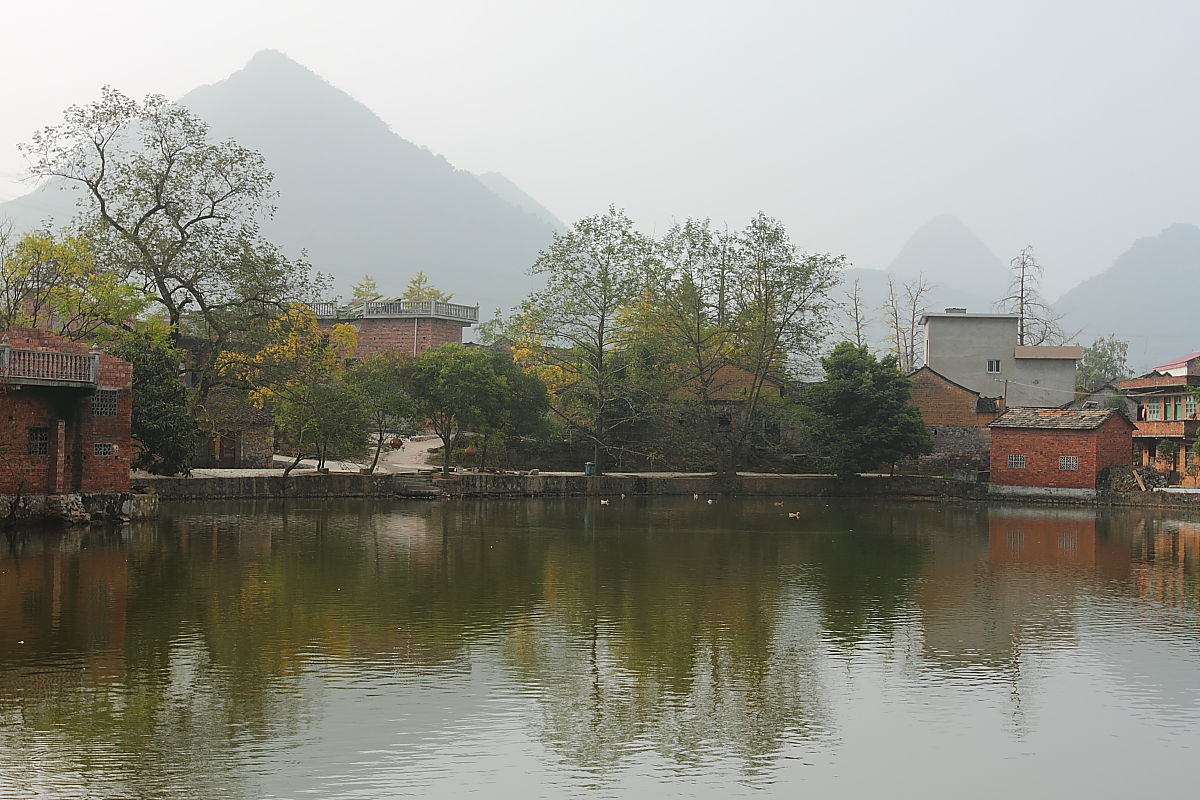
[0,50,1195,367]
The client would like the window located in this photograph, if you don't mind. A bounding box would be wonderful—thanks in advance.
[1059,455,1079,471]
[92,389,119,416]
[1186,396,1197,419]
[1147,401,1162,421]
[93,442,114,457]
[987,360,1002,373]
[28,427,49,456]
[1008,453,1026,469]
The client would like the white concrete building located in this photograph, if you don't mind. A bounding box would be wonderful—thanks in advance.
[920,309,1082,408]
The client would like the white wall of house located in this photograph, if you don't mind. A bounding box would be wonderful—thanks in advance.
[921,311,1080,407]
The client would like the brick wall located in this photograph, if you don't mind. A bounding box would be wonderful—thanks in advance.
[989,418,1132,490]
[321,317,467,359]
[1,328,132,494]
[910,368,998,427]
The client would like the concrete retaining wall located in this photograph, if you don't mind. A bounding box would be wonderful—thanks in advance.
[137,472,441,500]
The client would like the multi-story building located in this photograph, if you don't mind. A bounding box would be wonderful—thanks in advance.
[1118,351,1200,480]
[0,328,133,495]
[920,309,1082,408]
[313,298,479,358]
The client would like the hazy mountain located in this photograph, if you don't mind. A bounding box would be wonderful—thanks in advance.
[476,172,565,231]
[886,214,1011,302]
[0,50,560,313]
[829,216,1004,356]
[1054,223,1200,371]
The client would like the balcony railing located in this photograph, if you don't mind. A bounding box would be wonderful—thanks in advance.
[311,301,338,319]
[0,337,99,387]
[363,300,479,323]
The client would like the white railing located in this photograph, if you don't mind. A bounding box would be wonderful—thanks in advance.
[363,300,479,322]
[0,338,99,385]
[311,301,338,318]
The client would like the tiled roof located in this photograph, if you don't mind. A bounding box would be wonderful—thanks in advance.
[988,408,1130,430]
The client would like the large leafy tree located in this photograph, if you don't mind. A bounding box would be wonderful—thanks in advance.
[1076,334,1131,392]
[402,344,547,474]
[219,304,363,473]
[802,342,931,477]
[20,88,321,395]
[346,353,418,473]
[108,327,200,475]
[640,214,842,475]
[509,206,654,472]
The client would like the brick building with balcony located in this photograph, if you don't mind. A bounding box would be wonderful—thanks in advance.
[988,408,1133,498]
[312,298,479,358]
[1119,351,1200,484]
[0,328,133,496]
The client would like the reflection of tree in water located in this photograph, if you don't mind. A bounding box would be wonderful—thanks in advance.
[497,523,831,777]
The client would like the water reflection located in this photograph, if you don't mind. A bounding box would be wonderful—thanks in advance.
[0,498,1197,797]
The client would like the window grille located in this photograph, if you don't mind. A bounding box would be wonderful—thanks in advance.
[28,428,49,456]
[1147,401,1162,421]
[92,389,119,416]
[1059,455,1079,471]
[1186,397,1198,419]
[1007,453,1026,469]
[93,442,114,457]
[987,360,1002,373]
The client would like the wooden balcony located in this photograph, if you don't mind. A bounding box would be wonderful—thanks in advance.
[1131,419,1200,439]
[0,337,99,388]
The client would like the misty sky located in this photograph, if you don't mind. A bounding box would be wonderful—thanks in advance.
[2,0,1198,299]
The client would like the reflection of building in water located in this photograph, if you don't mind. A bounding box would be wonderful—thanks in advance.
[0,532,128,683]
[1131,518,1200,608]
[988,508,1130,578]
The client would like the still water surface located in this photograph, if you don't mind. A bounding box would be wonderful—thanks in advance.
[1,497,1198,798]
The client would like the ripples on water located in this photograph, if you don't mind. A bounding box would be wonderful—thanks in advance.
[0,498,1198,798]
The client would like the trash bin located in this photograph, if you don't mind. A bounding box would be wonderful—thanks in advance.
[584,461,595,476]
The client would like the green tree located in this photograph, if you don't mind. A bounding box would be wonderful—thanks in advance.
[21,88,321,395]
[510,207,654,473]
[346,353,418,473]
[802,342,932,476]
[108,327,200,475]
[472,349,551,469]
[640,214,842,476]
[351,274,383,302]
[0,226,149,341]
[218,304,363,474]
[1076,334,1131,391]
[402,344,530,474]
[402,271,453,302]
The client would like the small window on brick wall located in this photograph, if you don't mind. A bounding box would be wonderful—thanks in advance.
[93,442,114,457]
[1008,453,1026,469]
[1059,455,1079,471]
[28,427,49,456]
[92,389,119,416]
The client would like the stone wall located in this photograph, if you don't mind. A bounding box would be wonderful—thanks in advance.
[138,472,441,499]
[1,491,158,526]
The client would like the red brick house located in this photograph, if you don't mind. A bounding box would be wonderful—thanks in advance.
[908,366,1003,470]
[312,298,479,358]
[1,328,133,495]
[1118,351,1200,483]
[988,408,1133,497]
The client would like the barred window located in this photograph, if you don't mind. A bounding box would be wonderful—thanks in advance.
[1187,396,1198,419]
[92,389,119,416]
[987,360,1002,373]
[1007,453,1026,469]
[1059,455,1079,471]
[91,388,118,417]
[93,442,114,457]
[28,428,49,456]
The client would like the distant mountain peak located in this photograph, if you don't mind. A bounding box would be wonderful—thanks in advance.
[886,215,1009,302]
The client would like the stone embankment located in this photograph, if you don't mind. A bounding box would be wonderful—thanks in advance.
[1,491,158,527]
[136,472,441,500]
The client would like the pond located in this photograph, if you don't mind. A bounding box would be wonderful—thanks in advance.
[1,497,1198,798]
